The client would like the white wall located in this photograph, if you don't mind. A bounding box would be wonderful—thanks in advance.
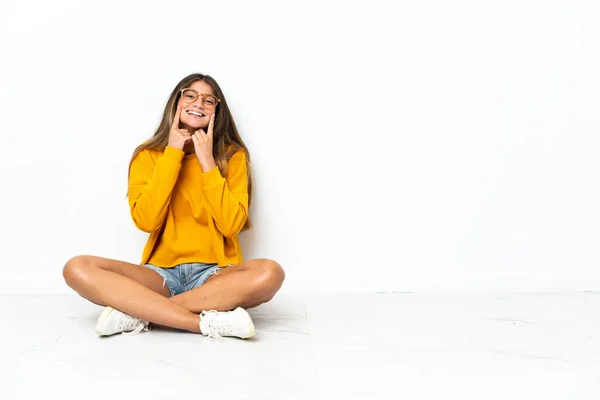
[1,0,598,294]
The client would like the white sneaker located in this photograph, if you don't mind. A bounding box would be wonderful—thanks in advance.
[95,306,151,336]
[199,307,255,340]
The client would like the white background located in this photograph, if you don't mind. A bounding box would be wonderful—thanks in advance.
[0,0,598,294]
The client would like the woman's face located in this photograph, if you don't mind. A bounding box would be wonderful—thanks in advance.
[177,80,217,132]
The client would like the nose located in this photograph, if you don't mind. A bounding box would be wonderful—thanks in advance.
[192,96,205,109]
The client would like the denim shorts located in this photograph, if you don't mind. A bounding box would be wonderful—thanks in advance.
[142,262,231,297]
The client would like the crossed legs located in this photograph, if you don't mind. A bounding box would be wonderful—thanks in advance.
[62,256,285,333]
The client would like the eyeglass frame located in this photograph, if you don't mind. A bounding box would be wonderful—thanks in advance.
[179,88,221,109]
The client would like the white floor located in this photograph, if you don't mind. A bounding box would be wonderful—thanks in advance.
[1,292,599,399]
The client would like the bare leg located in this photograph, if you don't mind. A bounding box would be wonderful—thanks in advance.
[170,258,285,313]
[63,255,201,333]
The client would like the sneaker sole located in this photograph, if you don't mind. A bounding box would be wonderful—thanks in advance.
[95,306,115,336]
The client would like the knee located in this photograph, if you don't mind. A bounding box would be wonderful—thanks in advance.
[62,255,95,287]
[255,259,285,290]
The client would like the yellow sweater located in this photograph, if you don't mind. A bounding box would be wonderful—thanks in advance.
[128,146,248,267]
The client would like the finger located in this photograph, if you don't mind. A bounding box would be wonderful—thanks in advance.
[207,114,215,137]
[171,106,181,130]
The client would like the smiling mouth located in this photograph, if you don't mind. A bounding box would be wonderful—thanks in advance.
[187,110,206,118]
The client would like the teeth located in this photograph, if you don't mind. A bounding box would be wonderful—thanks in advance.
[187,110,204,117]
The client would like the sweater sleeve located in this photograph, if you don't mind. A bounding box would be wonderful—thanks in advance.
[128,146,184,233]
[201,150,249,238]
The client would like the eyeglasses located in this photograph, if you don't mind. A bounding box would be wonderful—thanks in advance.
[179,88,220,109]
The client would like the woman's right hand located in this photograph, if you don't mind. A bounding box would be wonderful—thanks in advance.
[167,106,192,150]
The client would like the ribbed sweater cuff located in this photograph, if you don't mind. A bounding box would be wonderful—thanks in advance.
[163,146,185,163]
[201,166,223,187]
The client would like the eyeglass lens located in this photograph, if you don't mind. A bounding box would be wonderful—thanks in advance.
[181,89,218,108]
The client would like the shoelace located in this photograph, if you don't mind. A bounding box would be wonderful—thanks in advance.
[120,314,152,336]
[200,310,232,341]
[123,323,152,336]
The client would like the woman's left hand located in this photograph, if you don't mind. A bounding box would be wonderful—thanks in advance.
[192,113,217,171]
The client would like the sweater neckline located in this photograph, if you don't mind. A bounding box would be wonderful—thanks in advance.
[183,151,196,160]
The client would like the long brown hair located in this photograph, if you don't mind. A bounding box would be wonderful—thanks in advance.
[127,73,252,230]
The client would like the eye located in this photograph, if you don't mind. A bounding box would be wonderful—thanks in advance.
[181,89,197,101]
